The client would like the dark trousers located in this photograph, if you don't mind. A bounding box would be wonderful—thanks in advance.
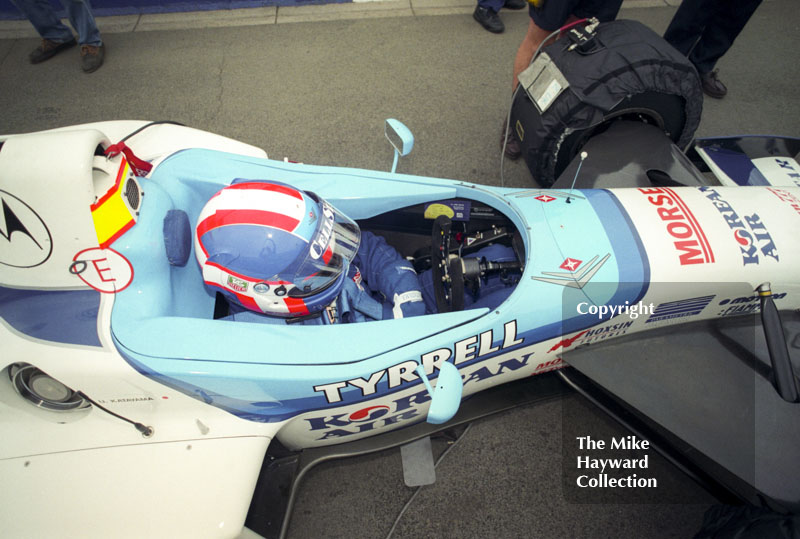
[663,0,762,74]
[478,0,505,12]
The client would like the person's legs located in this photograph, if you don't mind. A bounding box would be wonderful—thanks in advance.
[56,0,104,72]
[506,0,619,155]
[504,15,569,158]
[665,0,761,98]
[687,0,761,74]
[12,0,74,43]
[474,0,507,33]
[478,0,504,12]
[572,0,622,23]
[512,18,555,91]
[61,0,102,46]
[503,17,563,158]
[663,0,713,56]
[12,0,78,63]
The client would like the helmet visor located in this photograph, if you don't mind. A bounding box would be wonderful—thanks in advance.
[288,198,360,298]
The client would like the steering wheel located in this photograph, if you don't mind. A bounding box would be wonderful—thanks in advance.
[431,215,465,313]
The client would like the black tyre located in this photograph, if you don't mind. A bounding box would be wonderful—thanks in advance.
[552,91,687,184]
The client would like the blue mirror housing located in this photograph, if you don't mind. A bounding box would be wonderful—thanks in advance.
[385,119,414,156]
[415,362,462,425]
[385,119,414,173]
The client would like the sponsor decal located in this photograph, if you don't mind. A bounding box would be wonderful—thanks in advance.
[0,190,53,268]
[309,202,335,260]
[549,320,636,353]
[70,247,134,293]
[462,350,536,387]
[549,331,588,353]
[348,405,390,421]
[699,187,778,265]
[227,274,249,292]
[534,357,563,373]
[534,254,610,289]
[767,188,800,217]
[645,295,714,324]
[573,320,634,345]
[773,158,800,188]
[716,292,787,317]
[307,346,541,440]
[313,320,523,403]
[638,187,714,266]
[306,390,430,440]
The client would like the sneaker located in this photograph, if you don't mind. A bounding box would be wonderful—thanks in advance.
[700,70,727,99]
[502,120,521,160]
[29,38,76,64]
[473,6,504,34]
[504,0,526,9]
[81,44,105,73]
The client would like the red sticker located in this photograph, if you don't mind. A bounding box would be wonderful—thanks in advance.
[70,247,134,293]
[559,257,582,271]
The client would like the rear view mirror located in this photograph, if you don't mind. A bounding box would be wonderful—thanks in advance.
[385,119,414,173]
[416,361,462,425]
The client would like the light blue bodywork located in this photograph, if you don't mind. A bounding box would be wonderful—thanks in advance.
[98,148,650,422]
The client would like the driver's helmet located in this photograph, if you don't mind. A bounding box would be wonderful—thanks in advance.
[194,179,361,318]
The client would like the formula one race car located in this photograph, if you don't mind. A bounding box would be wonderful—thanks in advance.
[1,115,798,537]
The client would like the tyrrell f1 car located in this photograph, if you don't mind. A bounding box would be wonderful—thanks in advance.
[1,116,798,537]
[2,20,799,538]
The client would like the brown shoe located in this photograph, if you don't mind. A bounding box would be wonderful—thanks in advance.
[29,38,76,64]
[700,70,727,99]
[502,120,521,160]
[81,44,105,73]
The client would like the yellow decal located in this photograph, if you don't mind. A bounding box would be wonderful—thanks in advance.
[424,203,456,220]
[91,159,136,248]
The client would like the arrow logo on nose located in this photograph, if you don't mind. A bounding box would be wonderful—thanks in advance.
[533,253,610,289]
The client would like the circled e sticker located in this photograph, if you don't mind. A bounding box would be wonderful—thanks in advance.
[70,247,133,293]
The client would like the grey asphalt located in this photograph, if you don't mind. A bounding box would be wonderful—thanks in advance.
[1,1,798,537]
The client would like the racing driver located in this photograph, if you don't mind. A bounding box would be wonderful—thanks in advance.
[194,179,426,325]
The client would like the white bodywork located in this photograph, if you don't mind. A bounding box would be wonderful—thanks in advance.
[1,123,277,538]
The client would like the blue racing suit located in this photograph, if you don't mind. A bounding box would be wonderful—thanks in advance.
[226,231,425,325]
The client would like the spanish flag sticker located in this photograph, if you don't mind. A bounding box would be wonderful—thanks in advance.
[91,158,137,248]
